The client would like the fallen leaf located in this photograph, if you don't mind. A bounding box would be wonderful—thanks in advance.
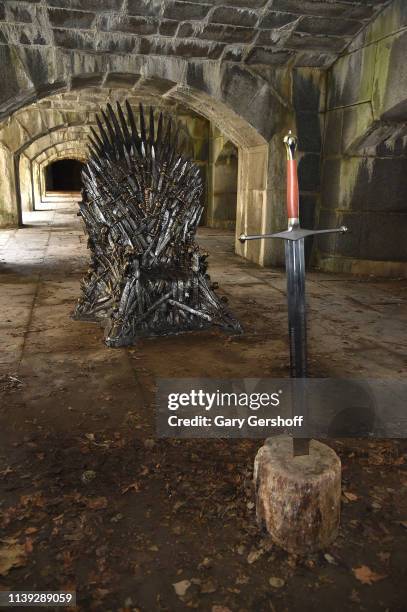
[343,491,358,502]
[0,467,13,477]
[81,470,96,484]
[198,557,212,570]
[87,497,108,510]
[212,607,232,612]
[25,527,38,535]
[377,552,390,563]
[20,493,45,508]
[24,538,34,554]
[324,553,337,565]
[269,577,285,588]
[173,580,191,597]
[53,514,64,524]
[110,513,123,523]
[352,565,387,585]
[0,539,27,576]
[143,439,156,449]
[247,548,264,564]
[201,578,217,594]
[349,589,360,603]
[63,533,83,542]
[121,482,140,494]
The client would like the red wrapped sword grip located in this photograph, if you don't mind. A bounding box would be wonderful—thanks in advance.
[287,159,299,222]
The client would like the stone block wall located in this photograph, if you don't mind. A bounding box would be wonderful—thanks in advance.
[293,68,325,266]
[206,126,238,230]
[0,144,18,226]
[179,111,210,222]
[317,0,407,276]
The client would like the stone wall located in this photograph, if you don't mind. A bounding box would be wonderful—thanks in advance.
[0,144,18,225]
[294,68,325,266]
[207,126,238,230]
[19,154,33,212]
[179,111,210,221]
[317,0,407,276]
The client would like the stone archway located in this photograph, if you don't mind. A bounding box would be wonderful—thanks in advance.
[0,70,282,265]
[16,126,93,218]
[34,149,88,210]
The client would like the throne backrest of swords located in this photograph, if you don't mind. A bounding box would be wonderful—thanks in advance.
[81,101,204,277]
[74,101,241,345]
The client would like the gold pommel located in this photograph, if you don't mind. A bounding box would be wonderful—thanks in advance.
[283,130,298,161]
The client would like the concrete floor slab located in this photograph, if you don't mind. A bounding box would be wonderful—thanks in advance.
[0,202,406,610]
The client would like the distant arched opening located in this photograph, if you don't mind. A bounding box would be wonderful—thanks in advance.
[45,159,84,192]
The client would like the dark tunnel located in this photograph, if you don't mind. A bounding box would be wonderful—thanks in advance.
[45,159,84,192]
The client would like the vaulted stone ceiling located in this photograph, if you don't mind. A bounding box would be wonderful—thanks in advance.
[1,0,392,70]
[35,88,193,115]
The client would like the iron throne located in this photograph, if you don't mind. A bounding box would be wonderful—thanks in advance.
[73,101,241,347]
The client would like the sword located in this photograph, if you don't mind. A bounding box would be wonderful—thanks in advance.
[240,131,347,456]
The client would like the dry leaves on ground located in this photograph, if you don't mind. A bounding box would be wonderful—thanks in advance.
[343,491,359,502]
[269,577,285,588]
[352,565,387,585]
[86,497,108,510]
[0,538,27,576]
[173,579,191,597]
[121,482,140,494]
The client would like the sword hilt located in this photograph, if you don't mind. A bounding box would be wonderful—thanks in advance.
[239,130,348,244]
[283,131,299,228]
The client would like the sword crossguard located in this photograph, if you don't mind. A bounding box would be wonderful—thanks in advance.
[239,226,347,243]
[239,131,349,243]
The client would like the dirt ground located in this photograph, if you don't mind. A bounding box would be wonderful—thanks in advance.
[0,202,406,611]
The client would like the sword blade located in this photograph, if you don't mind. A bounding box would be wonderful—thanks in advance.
[285,238,307,378]
[285,238,309,456]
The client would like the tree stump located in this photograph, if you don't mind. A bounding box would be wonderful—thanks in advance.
[254,436,341,554]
